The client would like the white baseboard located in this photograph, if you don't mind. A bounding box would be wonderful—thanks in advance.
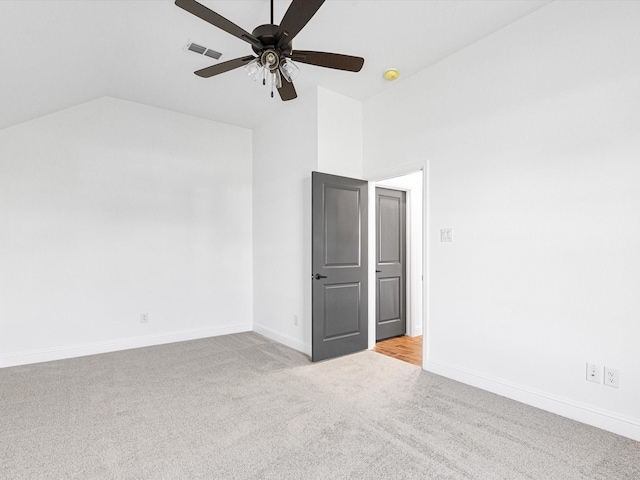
[426,358,640,442]
[0,324,252,368]
[253,323,311,357]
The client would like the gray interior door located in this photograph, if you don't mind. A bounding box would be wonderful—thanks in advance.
[376,187,406,341]
[312,172,368,362]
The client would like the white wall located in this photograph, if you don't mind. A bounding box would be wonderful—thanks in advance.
[317,87,363,179]
[252,91,319,354]
[253,86,364,355]
[364,1,640,440]
[0,97,253,367]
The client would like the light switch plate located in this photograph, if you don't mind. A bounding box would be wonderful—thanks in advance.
[441,228,452,242]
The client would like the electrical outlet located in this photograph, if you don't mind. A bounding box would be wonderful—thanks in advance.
[140,313,149,324]
[586,363,601,383]
[293,315,299,326]
[604,367,620,388]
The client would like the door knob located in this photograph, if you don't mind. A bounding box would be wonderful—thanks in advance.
[376,270,382,273]
[314,273,328,280]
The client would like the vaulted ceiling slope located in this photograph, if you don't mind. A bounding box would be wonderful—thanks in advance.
[0,0,551,131]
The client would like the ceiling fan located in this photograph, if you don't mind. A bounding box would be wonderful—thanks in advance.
[175,0,365,101]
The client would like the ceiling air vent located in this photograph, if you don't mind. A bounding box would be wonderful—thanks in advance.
[204,49,222,60]
[186,41,222,60]
[187,42,206,54]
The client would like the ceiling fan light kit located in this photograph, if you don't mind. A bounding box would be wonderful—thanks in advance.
[175,0,365,101]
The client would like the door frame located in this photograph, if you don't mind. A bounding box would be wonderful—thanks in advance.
[364,162,428,369]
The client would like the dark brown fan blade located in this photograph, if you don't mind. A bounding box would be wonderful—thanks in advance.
[195,56,256,78]
[290,50,364,72]
[277,78,297,101]
[175,0,262,49]
[275,0,325,47]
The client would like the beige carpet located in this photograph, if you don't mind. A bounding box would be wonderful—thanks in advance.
[1,332,638,479]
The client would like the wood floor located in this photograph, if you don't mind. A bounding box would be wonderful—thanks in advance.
[374,335,422,366]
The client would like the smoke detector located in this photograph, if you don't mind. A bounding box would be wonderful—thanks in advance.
[383,68,399,81]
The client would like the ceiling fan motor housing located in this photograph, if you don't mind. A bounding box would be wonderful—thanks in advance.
[251,24,293,67]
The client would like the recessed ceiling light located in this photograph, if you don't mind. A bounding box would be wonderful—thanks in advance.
[383,68,399,81]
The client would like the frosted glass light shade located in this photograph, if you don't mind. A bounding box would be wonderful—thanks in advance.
[280,59,300,83]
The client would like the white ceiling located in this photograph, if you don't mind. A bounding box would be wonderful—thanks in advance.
[0,0,552,131]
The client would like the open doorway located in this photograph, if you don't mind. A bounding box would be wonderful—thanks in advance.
[370,170,423,366]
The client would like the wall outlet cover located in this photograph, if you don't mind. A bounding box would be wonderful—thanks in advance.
[604,366,620,388]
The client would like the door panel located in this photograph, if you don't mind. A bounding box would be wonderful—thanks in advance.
[378,277,400,323]
[376,188,406,341]
[312,172,368,362]
[323,283,361,339]
[379,195,402,263]
[324,186,360,266]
